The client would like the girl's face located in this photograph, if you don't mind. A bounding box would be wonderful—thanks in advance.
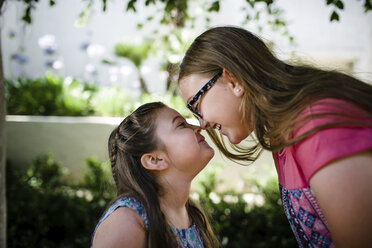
[179,72,250,144]
[155,107,215,178]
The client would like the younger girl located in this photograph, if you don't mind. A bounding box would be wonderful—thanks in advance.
[91,102,219,248]
[178,26,372,247]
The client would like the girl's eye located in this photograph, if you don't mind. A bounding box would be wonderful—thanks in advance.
[178,121,187,128]
[195,103,200,111]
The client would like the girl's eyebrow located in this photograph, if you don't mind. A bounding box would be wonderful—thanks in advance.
[172,115,184,124]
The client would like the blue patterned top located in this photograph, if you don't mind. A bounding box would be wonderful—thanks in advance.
[91,196,205,248]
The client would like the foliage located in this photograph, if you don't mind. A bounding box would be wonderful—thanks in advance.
[5,73,97,116]
[195,165,297,248]
[114,41,152,68]
[7,153,296,247]
[9,0,372,97]
[5,74,192,118]
[14,0,372,29]
[90,86,133,117]
[113,41,153,94]
[113,28,194,94]
[326,0,371,21]
[6,153,116,248]
[61,76,98,116]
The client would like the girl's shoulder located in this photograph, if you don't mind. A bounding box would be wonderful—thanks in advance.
[286,98,372,185]
[294,97,372,137]
[100,196,149,230]
[91,196,148,247]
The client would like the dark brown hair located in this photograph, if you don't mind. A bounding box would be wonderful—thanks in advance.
[179,26,372,163]
[108,101,219,247]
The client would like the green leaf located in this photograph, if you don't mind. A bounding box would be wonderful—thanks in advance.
[21,6,33,24]
[102,0,107,11]
[160,17,168,24]
[330,10,339,21]
[127,0,137,12]
[75,5,91,27]
[335,0,344,10]
[145,0,155,6]
[114,41,152,67]
[364,0,372,12]
[326,0,334,5]
[208,1,220,12]
[264,0,274,5]
[164,1,175,12]
[101,59,116,65]
[254,11,260,21]
[246,0,255,8]
[22,14,32,24]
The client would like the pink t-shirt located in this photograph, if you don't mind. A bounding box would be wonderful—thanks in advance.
[273,98,372,248]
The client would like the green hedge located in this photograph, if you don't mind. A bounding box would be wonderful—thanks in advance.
[5,73,98,116]
[7,154,114,247]
[7,154,296,247]
[5,74,192,117]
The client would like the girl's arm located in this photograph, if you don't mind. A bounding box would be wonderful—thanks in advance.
[92,207,147,248]
[310,149,372,248]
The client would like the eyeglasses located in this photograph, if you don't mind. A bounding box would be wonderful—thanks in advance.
[186,71,222,119]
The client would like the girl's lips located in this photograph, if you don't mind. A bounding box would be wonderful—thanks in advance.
[198,136,212,149]
[198,136,205,143]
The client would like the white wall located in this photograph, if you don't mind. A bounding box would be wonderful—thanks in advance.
[5,116,120,178]
[273,0,372,81]
[6,116,275,189]
[1,0,372,85]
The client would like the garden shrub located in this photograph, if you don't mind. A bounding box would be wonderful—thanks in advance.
[196,167,297,248]
[90,86,134,117]
[5,74,193,118]
[5,73,97,116]
[6,153,115,248]
[7,153,296,247]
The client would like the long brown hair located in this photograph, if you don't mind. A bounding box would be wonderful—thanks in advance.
[108,101,219,247]
[179,26,372,163]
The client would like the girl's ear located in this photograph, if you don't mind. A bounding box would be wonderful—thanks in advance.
[222,68,236,82]
[222,68,245,97]
[140,152,168,171]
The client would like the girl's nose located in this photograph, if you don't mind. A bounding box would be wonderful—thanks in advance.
[198,118,210,129]
[191,124,202,133]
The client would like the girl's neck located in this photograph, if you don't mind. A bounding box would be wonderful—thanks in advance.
[158,180,192,229]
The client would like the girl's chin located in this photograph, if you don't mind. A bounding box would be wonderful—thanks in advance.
[229,138,241,144]
[226,133,247,144]
[200,149,215,165]
[205,146,215,157]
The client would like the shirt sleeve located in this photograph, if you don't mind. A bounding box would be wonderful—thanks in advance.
[292,99,372,183]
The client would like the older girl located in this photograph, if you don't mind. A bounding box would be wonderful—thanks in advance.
[91,102,219,248]
[178,26,372,247]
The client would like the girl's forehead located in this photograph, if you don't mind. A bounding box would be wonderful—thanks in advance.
[154,107,182,138]
[155,107,180,123]
[180,74,209,87]
[179,74,209,101]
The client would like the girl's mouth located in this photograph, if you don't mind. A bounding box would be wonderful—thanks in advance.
[198,136,205,143]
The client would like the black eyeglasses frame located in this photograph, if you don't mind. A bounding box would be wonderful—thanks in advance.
[186,71,223,119]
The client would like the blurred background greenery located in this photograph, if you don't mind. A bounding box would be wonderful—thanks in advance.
[5,72,191,117]
[1,0,371,247]
[7,153,296,247]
